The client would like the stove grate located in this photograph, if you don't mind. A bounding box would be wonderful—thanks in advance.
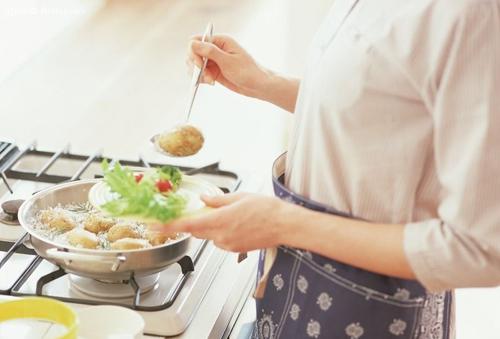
[0,233,38,294]
[10,242,202,312]
[0,142,240,191]
[0,141,242,311]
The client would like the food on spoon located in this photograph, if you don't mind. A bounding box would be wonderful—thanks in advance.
[146,230,177,246]
[66,228,99,249]
[100,161,186,223]
[107,223,141,242]
[158,125,204,157]
[39,209,76,232]
[83,215,115,234]
[111,238,152,250]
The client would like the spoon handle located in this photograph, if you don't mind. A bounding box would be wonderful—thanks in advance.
[185,22,214,122]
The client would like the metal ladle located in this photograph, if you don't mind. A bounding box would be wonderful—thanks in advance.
[151,23,214,157]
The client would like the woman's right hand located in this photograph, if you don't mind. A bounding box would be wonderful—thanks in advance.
[186,34,270,99]
[187,34,300,113]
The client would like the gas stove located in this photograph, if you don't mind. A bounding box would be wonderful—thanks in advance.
[0,141,259,338]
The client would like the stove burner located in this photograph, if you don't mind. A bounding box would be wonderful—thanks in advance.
[0,199,24,226]
[0,142,241,321]
[69,273,160,299]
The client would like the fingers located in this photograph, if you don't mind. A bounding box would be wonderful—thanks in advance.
[203,60,219,83]
[185,59,215,84]
[149,192,249,240]
[188,51,203,69]
[190,34,239,52]
[190,40,227,65]
[151,194,245,234]
[201,64,217,84]
[164,217,202,233]
[201,192,247,208]
[186,34,242,87]
[162,207,223,235]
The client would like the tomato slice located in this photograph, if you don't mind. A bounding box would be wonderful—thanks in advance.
[156,179,173,192]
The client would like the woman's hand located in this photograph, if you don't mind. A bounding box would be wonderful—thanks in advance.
[187,35,268,98]
[153,191,416,280]
[157,193,290,252]
[186,35,300,112]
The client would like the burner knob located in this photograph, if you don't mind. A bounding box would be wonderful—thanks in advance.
[1,199,24,220]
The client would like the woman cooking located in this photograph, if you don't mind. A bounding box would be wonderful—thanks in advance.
[166,0,500,338]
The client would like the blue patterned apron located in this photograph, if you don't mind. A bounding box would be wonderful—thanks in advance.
[252,153,453,339]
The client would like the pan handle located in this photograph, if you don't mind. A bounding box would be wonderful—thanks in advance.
[46,248,127,271]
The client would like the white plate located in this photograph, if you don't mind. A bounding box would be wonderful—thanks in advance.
[88,175,222,223]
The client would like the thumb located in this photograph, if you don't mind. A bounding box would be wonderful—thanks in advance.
[201,192,246,208]
[191,41,228,65]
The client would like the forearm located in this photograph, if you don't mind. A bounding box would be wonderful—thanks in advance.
[254,70,300,113]
[279,204,416,280]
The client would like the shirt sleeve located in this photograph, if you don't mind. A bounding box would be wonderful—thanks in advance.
[404,1,500,291]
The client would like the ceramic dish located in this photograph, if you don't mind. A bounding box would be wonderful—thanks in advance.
[88,174,219,224]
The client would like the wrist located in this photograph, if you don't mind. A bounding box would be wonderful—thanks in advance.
[275,201,309,247]
[276,203,344,251]
[255,68,281,101]
[245,66,276,100]
[253,69,299,112]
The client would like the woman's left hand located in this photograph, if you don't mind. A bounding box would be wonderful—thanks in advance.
[156,193,290,252]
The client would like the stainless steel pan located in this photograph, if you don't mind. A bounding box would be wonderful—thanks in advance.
[18,179,194,281]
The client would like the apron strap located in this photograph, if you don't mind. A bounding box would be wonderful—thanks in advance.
[254,248,277,299]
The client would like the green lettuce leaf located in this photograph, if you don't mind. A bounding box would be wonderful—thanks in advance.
[100,160,186,222]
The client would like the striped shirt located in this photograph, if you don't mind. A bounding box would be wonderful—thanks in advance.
[286,0,500,291]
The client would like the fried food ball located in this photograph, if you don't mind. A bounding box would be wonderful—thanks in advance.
[146,230,177,246]
[158,125,204,157]
[107,223,141,242]
[66,228,99,249]
[110,238,151,250]
[84,215,115,234]
[39,209,76,232]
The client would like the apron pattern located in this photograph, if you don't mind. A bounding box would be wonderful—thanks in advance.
[252,154,452,339]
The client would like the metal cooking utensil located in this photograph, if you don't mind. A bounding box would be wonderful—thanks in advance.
[18,180,193,280]
[149,23,213,158]
[185,22,214,122]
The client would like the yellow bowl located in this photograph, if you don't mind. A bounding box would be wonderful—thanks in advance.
[0,297,78,339]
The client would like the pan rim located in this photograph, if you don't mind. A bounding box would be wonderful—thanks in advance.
[17,178,208,254]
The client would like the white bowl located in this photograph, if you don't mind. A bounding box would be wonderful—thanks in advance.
[76,305,144,339]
